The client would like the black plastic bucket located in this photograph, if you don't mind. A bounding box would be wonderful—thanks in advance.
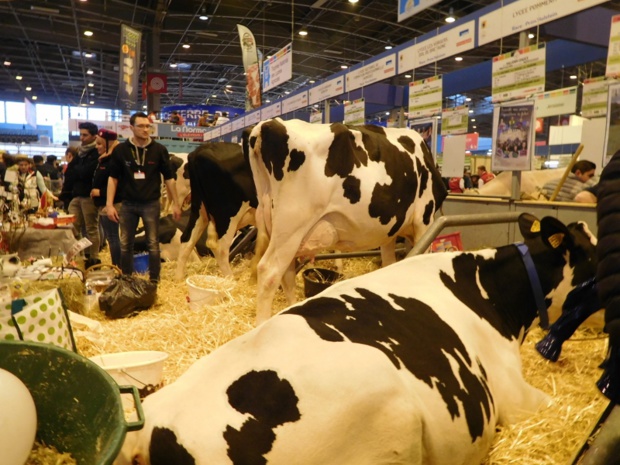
[302,268,343,298]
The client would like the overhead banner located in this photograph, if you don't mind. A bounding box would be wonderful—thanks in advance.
[344,98,365,125]
[308,77,344,105]
[398,0,442,23]
[582,76,613,118]
[534,86,577,118]
[119,24,141,111]
[491,43,546,103]
[237,24,262,111]
[346,54,396,92]
[492,101,535,171]
[263,43,293,92]
[606,15,620,78]
[441,105,469,136]
[260,102,282,120]
[417,21,475,68]
[310,112,323,124]
[479,0,608,46]
[282,91,308,114]
[408,75,442,119]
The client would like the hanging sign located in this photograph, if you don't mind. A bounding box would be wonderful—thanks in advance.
[310,112,323,124]
[398,0,442,23]
[416,21,475,68]
[282,91,308,114]
[260,102,282,120]
[479,0,608,46]
[491,44,546,103]
[231,117,246,132]
[119,24,141,111]
[237,24,262,110]
[244,109,261,126]
[534,86,577,118]
[146,73,167,94]
[582,77,613,118]
[263,43,293,92]
[344,98,365,125]
[408,75,442,119]
[309,77,344,105]
[606,15,620,78]
[346,55,396,92]
[441,105,469,136]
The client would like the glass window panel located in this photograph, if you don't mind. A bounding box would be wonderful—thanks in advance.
[36,104,62,126]
[5,101,25,124]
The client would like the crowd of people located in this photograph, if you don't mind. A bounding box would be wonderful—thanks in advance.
[0,113,181,284]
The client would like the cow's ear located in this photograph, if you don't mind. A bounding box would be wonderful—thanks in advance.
[540,216,573,251]
[518,213,541,240]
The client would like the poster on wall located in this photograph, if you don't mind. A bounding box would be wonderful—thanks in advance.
[491,44,546,103]
[492,101,535,171]
[409,118,437,156]
[604,82,620,166]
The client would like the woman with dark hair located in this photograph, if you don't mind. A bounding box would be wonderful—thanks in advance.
[91,129,122,266]
[59,146,79,212]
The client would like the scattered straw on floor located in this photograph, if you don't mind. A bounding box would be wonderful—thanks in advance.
[74,252,608,464]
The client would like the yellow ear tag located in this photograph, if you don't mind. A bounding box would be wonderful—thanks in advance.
[548,232,565,248]
[530,220,540,233]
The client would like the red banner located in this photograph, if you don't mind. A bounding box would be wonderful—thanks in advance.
[147,73,167,94]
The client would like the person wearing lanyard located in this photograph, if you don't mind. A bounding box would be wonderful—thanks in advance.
[106,112,181,284]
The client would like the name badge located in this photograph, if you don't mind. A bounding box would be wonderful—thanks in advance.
[134,171,146,180]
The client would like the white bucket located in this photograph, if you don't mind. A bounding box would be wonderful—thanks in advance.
[89,351,168,399]
[186,275,235,310]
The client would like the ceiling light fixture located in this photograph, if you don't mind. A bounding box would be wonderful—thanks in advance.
[182,44,190,49]
[348,0,359,3]
[211,94,217,98]
[465,97,471,102]
[88,82,94,87]
[309,79,315,84]
[404,74,411,78]
[87,69,94,75]
[32,96,37,100]
[528,33,535,39]
[385,44,393,50]
[84,52,93,58]
[468,109,473,113]
[170,63,178,68]
[226,84,232,88]
[455,56,463,61]
[445,8,456,23]
[570,74,578,80]
[84,30,93,37]
[15,75,22,80]
[3,60,10,66]
[25,86,32,91]
[90,100,94,104]
[266,99,271,103]
[199,7,208,20]
[341,65,348,69]
[298,30,308,36]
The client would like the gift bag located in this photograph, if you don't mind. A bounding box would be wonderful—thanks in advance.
[0,288,77,352]
[99,275,157,319]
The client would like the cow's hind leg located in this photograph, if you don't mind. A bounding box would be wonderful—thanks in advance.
[175,207,208,281]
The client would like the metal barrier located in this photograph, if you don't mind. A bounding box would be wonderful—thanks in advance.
[407,212,523,257]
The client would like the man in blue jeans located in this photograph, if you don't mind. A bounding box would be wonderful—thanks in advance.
[106,112,181,283]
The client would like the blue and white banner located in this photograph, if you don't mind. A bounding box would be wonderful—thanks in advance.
[398,0,442,23]
[263,43,293,92]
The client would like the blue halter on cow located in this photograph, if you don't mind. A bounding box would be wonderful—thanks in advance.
[116,213,597,465]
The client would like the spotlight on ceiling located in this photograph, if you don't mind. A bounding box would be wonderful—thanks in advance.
[199,7,208,20]
[88,82,94,87]
[348,0,359,3]
[89,100,95,104]
[170,63,178,68]
[385,43,393,50]
[3,60,10,66]
[455,56,463,62]
[404,74,411,78]
[309,79,315,84]
[87,69,94,75]
[340,64,348,69]
[211,94,217,98]
[25,86,32,91]
[445,8,456,23]
[528,33,535,39]
[299,30,308,36]
[84,52,93,58]
[84,30,93,37]
[182,44,190,49]
[570,74,578,80]
[32,96,37,100]
[15,75,22,80]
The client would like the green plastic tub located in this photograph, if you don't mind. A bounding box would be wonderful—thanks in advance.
[0,341,144,465]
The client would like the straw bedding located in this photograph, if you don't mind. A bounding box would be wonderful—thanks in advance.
[69,253,608,464]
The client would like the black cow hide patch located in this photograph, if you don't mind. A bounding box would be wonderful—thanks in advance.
[150,427,196,465]
[225,370,301,464]
[283,289,494,442]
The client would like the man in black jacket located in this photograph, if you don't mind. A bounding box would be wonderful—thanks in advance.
[68,121,101,268]
[106,112,181,283]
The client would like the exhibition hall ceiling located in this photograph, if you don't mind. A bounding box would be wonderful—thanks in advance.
[0,0,618,127]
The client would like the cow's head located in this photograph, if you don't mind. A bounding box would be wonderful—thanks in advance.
[518,213,597,326]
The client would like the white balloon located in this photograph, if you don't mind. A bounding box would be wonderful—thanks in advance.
[0,368,37,465]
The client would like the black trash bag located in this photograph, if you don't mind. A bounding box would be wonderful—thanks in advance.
[99,275,157,319]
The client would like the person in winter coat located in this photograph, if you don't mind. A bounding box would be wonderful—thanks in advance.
[68,121,101,269]
[91,129,121,266]
[595,149,620,404]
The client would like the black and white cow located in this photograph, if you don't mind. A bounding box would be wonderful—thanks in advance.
[116,213,596,465]
[175,142,258,279]
[247,118,447,324]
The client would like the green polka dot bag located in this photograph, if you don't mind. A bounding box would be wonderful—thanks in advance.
[0,288,77,352]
